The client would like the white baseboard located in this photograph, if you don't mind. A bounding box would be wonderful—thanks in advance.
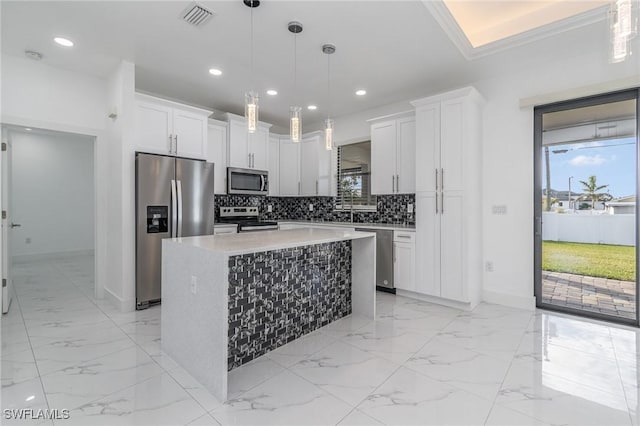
[483,290,536,311]
[104,287,135,313]
[396,289,475,311]
[12,249,95,264]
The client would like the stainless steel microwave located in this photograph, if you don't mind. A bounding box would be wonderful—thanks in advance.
[227,167,269,195]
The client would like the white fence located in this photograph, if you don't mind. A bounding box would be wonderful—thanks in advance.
[543,212,635,246]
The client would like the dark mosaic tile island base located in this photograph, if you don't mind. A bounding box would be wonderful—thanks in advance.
[227,241,352,371]
[214,193,415,225]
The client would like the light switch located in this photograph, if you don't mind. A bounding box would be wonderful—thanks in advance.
[267,205,273,213]
[407,203,414,213]
[309,203,314,211]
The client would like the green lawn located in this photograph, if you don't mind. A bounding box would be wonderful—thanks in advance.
[543,241,636,282]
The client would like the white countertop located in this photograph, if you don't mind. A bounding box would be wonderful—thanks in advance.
[279,220,416,232]
[167,228,375,255]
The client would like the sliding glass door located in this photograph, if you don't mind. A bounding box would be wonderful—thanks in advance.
[534,89,640,326]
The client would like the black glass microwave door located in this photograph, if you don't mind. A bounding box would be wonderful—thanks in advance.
[231,172,262,191]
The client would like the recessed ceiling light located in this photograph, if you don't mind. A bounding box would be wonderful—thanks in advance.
[208,68,222,76]
[25,128,32,131]
[307,105,317,111]
[25,395,35,402]
[53,37,74,47]
[355,89,367,96]
[266,89,278,96]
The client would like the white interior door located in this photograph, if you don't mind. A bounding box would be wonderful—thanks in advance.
[2,128,13,313]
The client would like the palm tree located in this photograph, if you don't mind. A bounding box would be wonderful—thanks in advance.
[579,175,609,210]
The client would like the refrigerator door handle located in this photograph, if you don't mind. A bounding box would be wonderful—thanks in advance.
[170,179,177,237]
[177,180,183,238]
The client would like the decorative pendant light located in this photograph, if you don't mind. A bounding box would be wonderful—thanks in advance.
[322,44,336,151]
[244,0,260,133]
[609,0,638,63]
[288,21,303,143]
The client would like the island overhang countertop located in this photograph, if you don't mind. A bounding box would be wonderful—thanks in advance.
[168,227,377,255]
[161,228,377,401]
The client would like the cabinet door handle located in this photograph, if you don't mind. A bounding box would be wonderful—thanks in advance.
[252,153,255,168]
[316,180,319,195]
[441,192,444,214]
[298,181,301,195]
[435,192,438,214]
[174,134,178,154]
[248,153,251,168]
[396,174,399,193]
[397,234,411,239]
[168,135,173,154]
[435,168,438,191]
[392,175,395,193]
[441,168,444,190]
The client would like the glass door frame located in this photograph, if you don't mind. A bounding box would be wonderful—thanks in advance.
[534,88,640,327]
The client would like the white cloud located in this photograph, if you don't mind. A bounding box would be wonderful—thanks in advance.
[569,154,607,166]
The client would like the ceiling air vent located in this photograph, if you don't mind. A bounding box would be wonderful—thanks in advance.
[180,2,215,28]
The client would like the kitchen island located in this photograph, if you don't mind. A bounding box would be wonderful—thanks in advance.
[161,228,376,401]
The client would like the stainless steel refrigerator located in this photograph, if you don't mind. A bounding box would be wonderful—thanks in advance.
[135,152,215,309]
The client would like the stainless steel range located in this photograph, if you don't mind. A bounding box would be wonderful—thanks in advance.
[217,206,278,232]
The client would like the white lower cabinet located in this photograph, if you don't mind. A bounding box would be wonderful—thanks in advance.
[393,231,416,292]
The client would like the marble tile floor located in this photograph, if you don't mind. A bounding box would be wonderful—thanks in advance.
[3,254,640,425]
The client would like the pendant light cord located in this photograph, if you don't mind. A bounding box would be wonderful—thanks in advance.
[294,34,297,102]
[327,53,331,120]
[250,6,254,88]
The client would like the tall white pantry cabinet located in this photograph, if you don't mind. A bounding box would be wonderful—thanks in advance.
[411,87,483,309]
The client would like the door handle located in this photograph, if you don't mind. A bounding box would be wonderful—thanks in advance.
[248,153,251,168]
[168,135,173,154]
[252,153,255,168]
[441,192,444,214]
[174,134,178,154]
[435,168,438,191]
[392,175,395,193]
[298,181,301,195]
[396,174,399,193]
[441,168,444,190]
[10,223,21,228]
[170,180,177,238]
[316,180,319,195]
[435,193,438,214]
[176,180,183,238]
[535,216,542,236]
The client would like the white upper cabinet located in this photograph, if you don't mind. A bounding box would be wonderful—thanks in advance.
[279,137,300,196]
[268,135,280,196]
[226,113,271,170]
[206,119,228,195]
[369,114,416,195]
[300,133,332,196]
[134,94,211,159]
[371,120,396,195]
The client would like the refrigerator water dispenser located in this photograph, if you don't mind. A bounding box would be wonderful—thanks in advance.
[146,206,168,233]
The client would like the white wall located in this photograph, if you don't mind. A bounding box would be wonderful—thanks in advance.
[477,48,639,307]
[1,54,107,131]
[1,52,110,301]
[542,212,635,246]
[11,130,94,257]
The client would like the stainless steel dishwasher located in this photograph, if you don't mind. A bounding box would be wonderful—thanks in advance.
[355,228,395,293]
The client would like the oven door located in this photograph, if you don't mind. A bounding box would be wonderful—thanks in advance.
[227,167,268,195]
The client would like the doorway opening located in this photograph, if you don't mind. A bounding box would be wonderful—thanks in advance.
[2,126,96,313]
[534,89,639,325]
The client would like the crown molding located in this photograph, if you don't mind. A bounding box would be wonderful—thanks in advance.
[422,0,609,61]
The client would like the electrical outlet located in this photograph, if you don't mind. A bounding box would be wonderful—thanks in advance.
[485,261,494,272]
[267,205,273,213]
[190,276,197,294]
[492,205,507,215]
[25,237,31,244]
[407,203,414,213]
[308,203,314,211]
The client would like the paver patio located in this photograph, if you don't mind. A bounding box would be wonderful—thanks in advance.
[542,270,636,320]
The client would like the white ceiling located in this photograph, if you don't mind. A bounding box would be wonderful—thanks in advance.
[0,1,617,129]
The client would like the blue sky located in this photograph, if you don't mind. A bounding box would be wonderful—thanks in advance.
[544,137,636,199]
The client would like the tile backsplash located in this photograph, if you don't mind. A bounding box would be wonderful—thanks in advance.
[214,193,415,225]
